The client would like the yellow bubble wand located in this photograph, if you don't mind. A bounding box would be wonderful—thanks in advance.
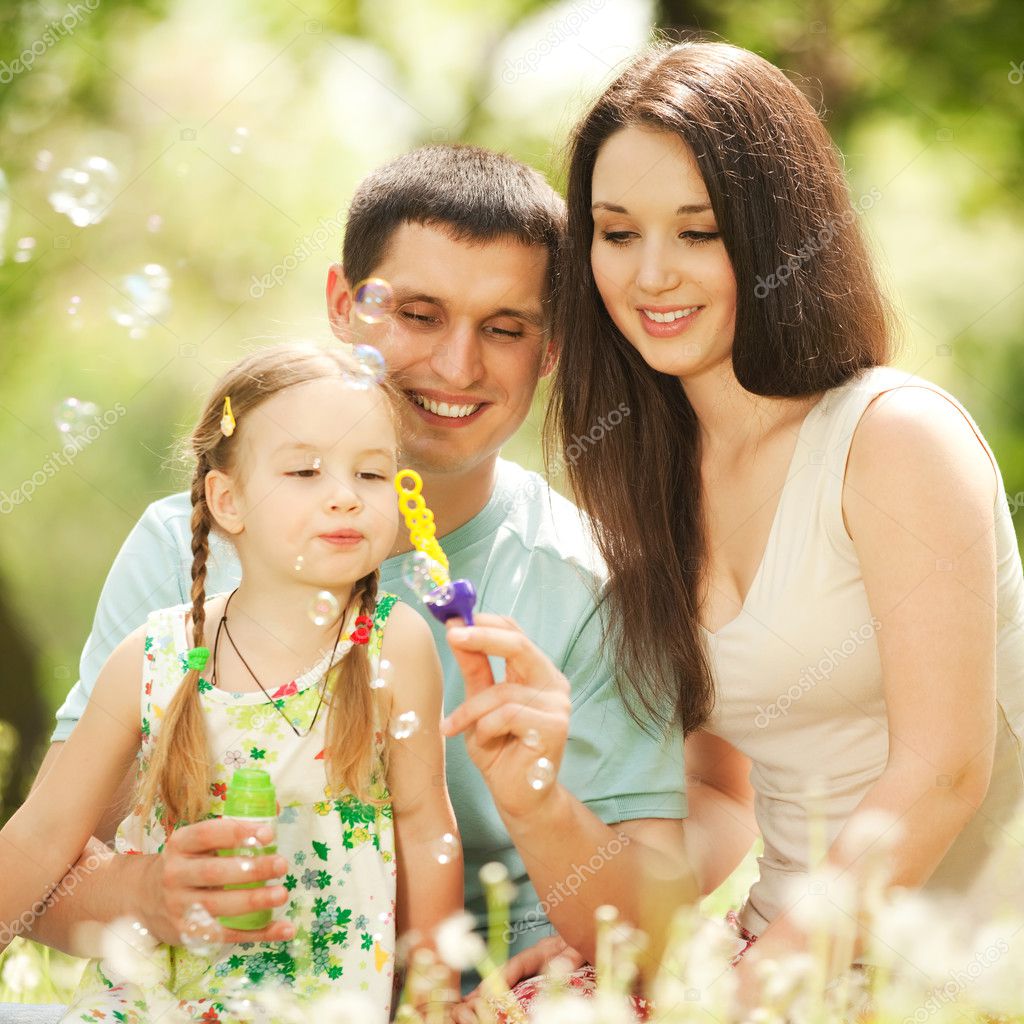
[394,469,476,624]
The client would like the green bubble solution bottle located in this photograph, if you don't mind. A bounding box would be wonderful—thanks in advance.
[217,768,278,931]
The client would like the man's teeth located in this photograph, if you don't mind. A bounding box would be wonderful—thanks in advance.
[642,306,701,323]
[412,394,481,418]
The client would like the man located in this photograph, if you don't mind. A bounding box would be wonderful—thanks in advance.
[25,145,689,993]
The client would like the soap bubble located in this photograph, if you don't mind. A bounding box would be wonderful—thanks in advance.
[109,263,172,337]
[293,554,305,572]
[34,150,53,172]
[146,213,163,233]
[228,127,249,155]
[48,156,120,227]
[54,397,100,440]
[342,343,387,390]
[353,277,394,324]
[179,902,223,957]
[402,551,449,603]
[432,832,458,865]
[389,710,420,740]
[526,757,556,792]
[522,728,543,751]
[13,237,36,263]
[369,657,392,691]
[308,590,340,627]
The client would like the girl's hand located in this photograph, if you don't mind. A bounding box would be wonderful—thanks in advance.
[140,817,295,945]
[442,614,571,819]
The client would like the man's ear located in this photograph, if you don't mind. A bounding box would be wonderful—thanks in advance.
[326,263,353,341]
[205,469,245,537]
[540,335,559,378]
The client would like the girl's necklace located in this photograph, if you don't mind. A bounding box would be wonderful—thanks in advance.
[210,588,347,738]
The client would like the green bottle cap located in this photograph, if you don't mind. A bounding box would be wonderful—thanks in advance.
[223,768,276,818]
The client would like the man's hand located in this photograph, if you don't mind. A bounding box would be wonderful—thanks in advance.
[443,614,572,819]
[138,818,294,945]
[452,935,586,1023]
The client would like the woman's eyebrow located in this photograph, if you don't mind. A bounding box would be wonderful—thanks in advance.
[591,200,713,215]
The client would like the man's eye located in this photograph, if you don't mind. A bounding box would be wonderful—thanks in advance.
[399,310,440,326]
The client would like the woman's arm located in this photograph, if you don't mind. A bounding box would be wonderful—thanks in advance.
[384,602,463,999]
[0,624,145,940]
[740,386,998,984]
[682,730,758,896]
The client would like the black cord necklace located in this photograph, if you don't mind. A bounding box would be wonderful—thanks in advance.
[211,588,348,738]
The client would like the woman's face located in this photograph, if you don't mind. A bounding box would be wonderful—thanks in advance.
[590,126,737,381]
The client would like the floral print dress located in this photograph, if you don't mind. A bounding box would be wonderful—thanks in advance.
[62,593,400,1024]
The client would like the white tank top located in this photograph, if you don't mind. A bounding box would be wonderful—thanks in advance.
[703,366,1024,935]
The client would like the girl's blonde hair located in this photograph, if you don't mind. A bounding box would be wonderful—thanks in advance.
[139,342,397,826]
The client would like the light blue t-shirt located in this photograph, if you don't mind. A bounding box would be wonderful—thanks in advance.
[54,458,687,955]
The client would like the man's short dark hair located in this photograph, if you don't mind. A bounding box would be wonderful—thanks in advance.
[343,145,566,307]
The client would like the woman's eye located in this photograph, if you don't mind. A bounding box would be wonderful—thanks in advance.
[601,231,634,245]
[681,231,720,244]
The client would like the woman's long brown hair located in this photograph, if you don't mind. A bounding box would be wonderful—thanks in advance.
[547,41,892,736]
[139,342,396,826]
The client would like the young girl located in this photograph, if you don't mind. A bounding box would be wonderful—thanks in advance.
[0,342,462,1022]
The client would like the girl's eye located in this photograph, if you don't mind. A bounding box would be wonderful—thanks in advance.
[357,472,387,481]
[287,469,319,478]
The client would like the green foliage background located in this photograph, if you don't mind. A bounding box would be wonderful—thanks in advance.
[1,0,1023,818]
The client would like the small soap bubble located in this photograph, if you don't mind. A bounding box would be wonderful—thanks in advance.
[34,150,53,172]
[179,902,223,957]
[522,728,544,751]
[432,832,458,865]
[369,657,392,690]
[293,554,305,572]
[146,213,163,233]
[389,710,420,740]
[352,277,394,324]
[48,155,119,227]
[342,343,387,390]
[527,756,556,792]
[67,295,81,315]
[229,126,249,155]
[110,263,172,337]
[309,590,340,627]
[54,397,100,440]
[402,551,447,603]
[13,237,36,263]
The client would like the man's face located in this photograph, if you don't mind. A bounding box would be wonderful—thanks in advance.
[327,222,552,477]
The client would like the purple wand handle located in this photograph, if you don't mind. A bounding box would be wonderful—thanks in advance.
[425,578,477,626]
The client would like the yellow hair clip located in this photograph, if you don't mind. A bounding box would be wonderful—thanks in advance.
[220,396,236,438]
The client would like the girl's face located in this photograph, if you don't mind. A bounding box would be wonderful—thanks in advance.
[590,126,737,382]
[211,376,400,588]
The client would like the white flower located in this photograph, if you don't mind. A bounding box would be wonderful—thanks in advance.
[836,809,904,864]
[307,990,377,1021]
[1,951,41,995]
[531,993,599,1024]
[435,911,486,970]
[100,917,164,987]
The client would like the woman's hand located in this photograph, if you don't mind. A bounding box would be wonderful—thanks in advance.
[443,614,572,820]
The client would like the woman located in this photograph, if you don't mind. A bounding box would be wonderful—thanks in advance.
[547,39,1024,988]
